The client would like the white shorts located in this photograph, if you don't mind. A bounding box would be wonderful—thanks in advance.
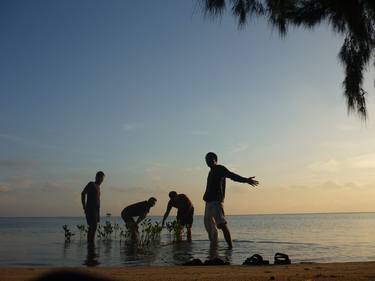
[204,201,226,226]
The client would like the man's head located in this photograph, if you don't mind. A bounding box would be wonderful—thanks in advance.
[147,197,157,207]
[169,191,178,200]
[205,152,218,168]
[95,171,105,185]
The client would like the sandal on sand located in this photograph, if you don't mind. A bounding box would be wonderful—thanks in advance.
[182,258,230,266]
[243,254,269,265]
[182,258,204,266]
[203,257,230,266]
[274,253,291,265]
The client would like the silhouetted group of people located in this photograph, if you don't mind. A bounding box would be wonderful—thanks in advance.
[81,152,259,248]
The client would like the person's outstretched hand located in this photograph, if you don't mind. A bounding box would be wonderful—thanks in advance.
[247,176,259,187]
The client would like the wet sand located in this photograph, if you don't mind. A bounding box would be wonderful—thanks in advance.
[2,262,375,281]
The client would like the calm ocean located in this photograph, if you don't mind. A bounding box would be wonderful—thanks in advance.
[1,213,375,266]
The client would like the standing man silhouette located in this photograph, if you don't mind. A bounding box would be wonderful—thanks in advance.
[203,152,258,248]
[81,171,105,244]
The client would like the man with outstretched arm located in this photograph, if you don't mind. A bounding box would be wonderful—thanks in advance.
[81,171,105,244]
[121,197,157,239]
[203,152,259,248]
[162,191,194,241]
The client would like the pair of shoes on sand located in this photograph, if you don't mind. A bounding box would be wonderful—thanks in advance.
[182,257,230,266]
[243,254,269,265]
[243,253,291,265]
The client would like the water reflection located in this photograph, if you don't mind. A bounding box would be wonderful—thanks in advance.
[208,243,232,263]
[120,241,159,265]
[63,240,71,250]
[62,240,72,260]
[170,241,193,264]
[102,240,112,258]
[64,239,233,267]
[83,243,100,266]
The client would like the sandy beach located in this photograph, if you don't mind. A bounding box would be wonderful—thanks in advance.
[2,262,375,281]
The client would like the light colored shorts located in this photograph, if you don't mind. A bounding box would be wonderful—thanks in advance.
[204,201,226,226]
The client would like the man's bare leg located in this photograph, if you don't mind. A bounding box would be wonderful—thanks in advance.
[187,226,192,241]
[218,223,233,248]
[130,223,138,241]
[87,224,97,244]
[204,214,218,244]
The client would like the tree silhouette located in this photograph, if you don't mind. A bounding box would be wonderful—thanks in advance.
[201,0,375,119]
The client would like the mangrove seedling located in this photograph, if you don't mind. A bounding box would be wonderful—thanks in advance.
[76,224,87,240]
[62,225,75,242]
[165,220,184,242]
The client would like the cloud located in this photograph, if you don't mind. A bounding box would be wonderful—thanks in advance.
[308,159,340,172]
[40,181,70,192]
[0,132,71,153]
[8,178,33,189]
[229,143,249,154]
[123,122,144,132]
[308,152,375,173]
[108,185,169,194]
[336,122,361,132]
[143,161,171,182]
[318,181,356,190]
[182,166,204,173]
[0,160,37,170]
[0,177,33,193]
[283,181,361,191]
[0,133,26,143]
[120,186,152,193]
[349,153,375,169]
[0,184,10,193]
[188,130,209,136]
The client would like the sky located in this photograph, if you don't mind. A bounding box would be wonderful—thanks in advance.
[1,0,375,216]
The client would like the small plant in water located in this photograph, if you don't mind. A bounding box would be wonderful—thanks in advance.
[94,213,115,240]
[165,220,184,242]
[102,213,114,240]
[96,224,105,239]
[114,223,120,239]
[76,224,87,240]
[62,225,75,242]
[136,219,163,247]
[119,227,130,242]
[103,220,114,239]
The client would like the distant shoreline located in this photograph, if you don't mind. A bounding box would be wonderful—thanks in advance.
[2,262,375,281]
[1,211,375,218]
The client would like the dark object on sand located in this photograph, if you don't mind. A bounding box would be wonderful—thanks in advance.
[204,257,230,265]
[182,258,229,266]
[32,270,112,281]
[182,258,204,266]
[274,253,291,265]
[243,254,270,265]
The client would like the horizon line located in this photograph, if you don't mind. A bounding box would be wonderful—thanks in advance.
[1,210,375,218]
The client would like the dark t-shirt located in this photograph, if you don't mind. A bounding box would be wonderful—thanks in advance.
[168,194,193,213]
[83,182,100,210]
[122,201,150,217]
[203,165,247,203]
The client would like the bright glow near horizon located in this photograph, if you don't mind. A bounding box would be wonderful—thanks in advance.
[0,1,375,216]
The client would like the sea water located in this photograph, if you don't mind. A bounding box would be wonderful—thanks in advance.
[0,213,375,266]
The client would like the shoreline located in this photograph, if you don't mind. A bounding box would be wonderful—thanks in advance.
[2,262,375,281]
[2,211,375,218]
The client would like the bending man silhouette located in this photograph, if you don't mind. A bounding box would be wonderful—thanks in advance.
[203,152,258,248]
[162,191,194,241]
[121,197,157,239]
[81,171,105,244]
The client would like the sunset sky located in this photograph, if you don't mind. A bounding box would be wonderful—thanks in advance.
[1,0,375,216]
